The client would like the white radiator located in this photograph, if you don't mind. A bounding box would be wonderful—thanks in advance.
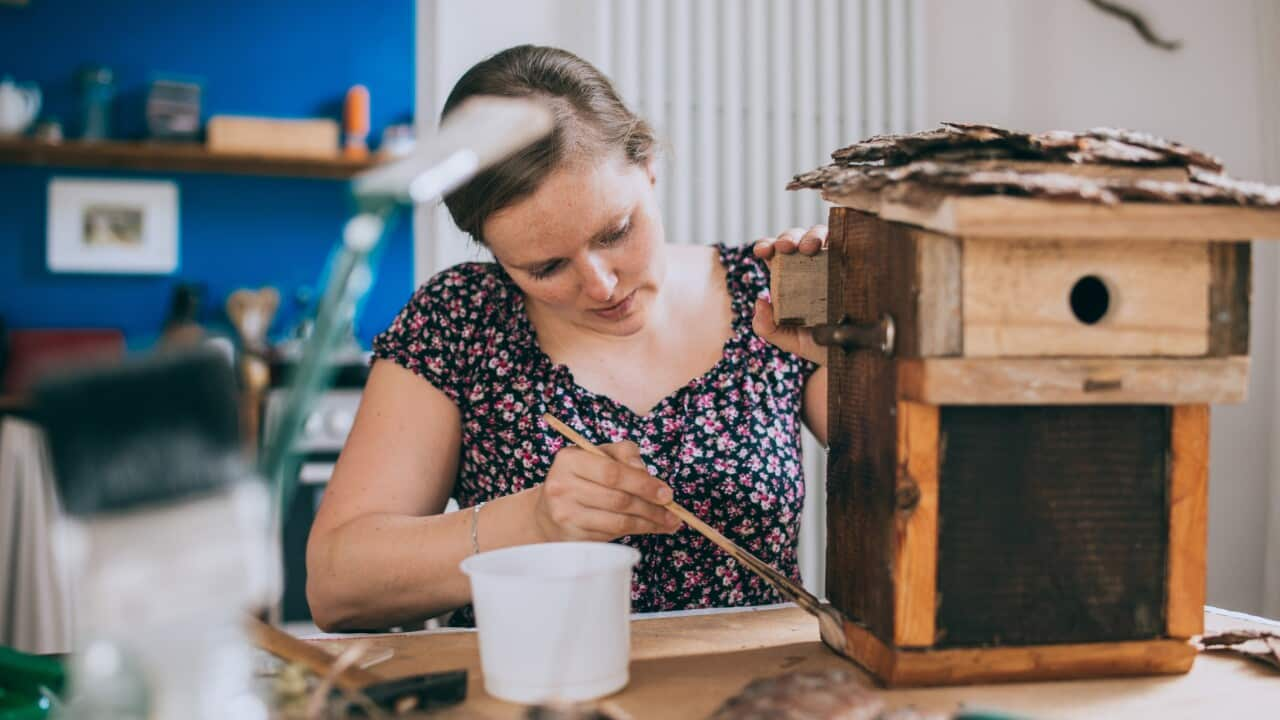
[596,0,926,595]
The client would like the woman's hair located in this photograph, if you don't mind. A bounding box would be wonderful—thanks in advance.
[441,45,657,244]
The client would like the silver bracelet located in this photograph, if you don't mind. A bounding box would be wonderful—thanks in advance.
[470,501,486,555]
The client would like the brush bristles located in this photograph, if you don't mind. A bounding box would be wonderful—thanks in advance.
[35,347,246,516]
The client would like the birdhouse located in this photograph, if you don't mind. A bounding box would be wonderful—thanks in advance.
[775,124,1280,687]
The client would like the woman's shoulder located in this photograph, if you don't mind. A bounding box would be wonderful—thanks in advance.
[371,261,523,402]
[405,261,519,326]
[715,241,771,298]
[374,261,519,355]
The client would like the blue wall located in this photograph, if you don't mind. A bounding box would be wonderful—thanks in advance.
[0,0,415,348]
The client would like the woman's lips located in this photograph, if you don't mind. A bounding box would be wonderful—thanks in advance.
[591,290,637,321]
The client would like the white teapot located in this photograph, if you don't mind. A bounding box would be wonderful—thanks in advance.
[0,76,41,137]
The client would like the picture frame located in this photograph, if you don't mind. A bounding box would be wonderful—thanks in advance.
[47,178,179,274]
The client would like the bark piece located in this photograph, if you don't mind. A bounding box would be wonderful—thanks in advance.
[1198,629,1280,673]
[707,670,884,720]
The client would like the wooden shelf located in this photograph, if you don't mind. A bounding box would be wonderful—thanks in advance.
[0,137,380,179]
[0,395,29,415]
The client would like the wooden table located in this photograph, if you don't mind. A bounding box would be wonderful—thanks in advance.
[310,605,1280,719]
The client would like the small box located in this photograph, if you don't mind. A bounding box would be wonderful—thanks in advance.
[206,115,339,158]
[146,78,202,141]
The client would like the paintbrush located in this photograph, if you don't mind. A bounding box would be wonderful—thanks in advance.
[542,413,851,659]
[36,346,245,515]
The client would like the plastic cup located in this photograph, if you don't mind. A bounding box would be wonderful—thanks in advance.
[459,542,640,704]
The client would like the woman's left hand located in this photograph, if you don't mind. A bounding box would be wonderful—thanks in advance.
[751,225,829,367]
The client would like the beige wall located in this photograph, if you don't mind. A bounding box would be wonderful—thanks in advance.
[923,0,1279,615]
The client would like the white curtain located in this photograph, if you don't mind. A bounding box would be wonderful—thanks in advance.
[0,416,74,654]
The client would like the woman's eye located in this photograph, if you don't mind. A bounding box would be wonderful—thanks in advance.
[530,261,563,280]
[600,221,631,247]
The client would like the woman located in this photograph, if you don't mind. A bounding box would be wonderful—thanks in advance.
[306,45,828,631]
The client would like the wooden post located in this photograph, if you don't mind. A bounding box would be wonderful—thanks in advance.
[1167,405,1210,638]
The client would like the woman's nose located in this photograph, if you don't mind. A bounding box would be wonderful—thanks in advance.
[581,254,618,302]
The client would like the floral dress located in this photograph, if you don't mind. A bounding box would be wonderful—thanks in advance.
[371,243,818,626]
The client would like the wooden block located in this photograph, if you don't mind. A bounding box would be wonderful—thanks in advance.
[1208,242,1251,356]
[892,401,938,648]
[823,190,1280,241]
[1167,405,1209,639]
[913,230,962,356]
[882,225,963,358]
[962,237,1209,357]
[207,115,339,158]
[896,356,1249,405]
[769,251,827,326]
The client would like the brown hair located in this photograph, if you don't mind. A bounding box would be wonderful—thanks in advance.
[441,45,657,244]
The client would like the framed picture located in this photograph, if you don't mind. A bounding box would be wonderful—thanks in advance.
[47,178,179,274]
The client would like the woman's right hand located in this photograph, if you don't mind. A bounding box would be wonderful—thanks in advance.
[531,441,683,542]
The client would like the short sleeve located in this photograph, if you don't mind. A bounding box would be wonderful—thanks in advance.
[370,265,489,405]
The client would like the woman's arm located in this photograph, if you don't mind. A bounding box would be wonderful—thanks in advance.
[305,360,545,630]
[306,360,681,631]
[752,225,830,446]
[801,366,828,446]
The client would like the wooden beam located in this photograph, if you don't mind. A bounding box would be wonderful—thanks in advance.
[824,207,898,641]
[897,357,1248,406]
[841,618,1195,688]
[769,250,828,326]
[892,401,939,648]
[823,190,1280,241]
[913,230,963,356]
[1208,242,1252,356]
[961,238,1210,357]
[1167,405,1210,639]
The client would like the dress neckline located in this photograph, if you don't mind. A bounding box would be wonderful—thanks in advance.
[506,243,752,420]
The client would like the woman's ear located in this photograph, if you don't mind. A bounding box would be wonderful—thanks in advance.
[645,158,657,186]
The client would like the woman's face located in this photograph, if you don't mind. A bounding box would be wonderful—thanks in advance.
[484,152,665,337]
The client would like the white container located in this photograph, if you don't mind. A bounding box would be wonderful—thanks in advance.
[459,542,640,704]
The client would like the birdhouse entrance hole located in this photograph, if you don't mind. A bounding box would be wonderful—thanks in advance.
[1070,275,1110,325]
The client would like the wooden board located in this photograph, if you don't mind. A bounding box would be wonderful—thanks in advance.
[1167,405,1210,639]
[913,229,963,356]
[892,401,938,648]
[962,237,1210,357]
[0,137,374,179]
[936,406,1169,647]
[878,223,964,358]
[306,605,1280,719]
[825,207,899,643]
[896,356,1249,405]
[769,251,828,326]
[1208,242,1252,356]
[823,189,1280,241]
[841,616,1195,688]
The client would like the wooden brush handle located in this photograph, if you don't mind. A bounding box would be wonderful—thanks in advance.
[541,414,825,615]
[246,615,381,692]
